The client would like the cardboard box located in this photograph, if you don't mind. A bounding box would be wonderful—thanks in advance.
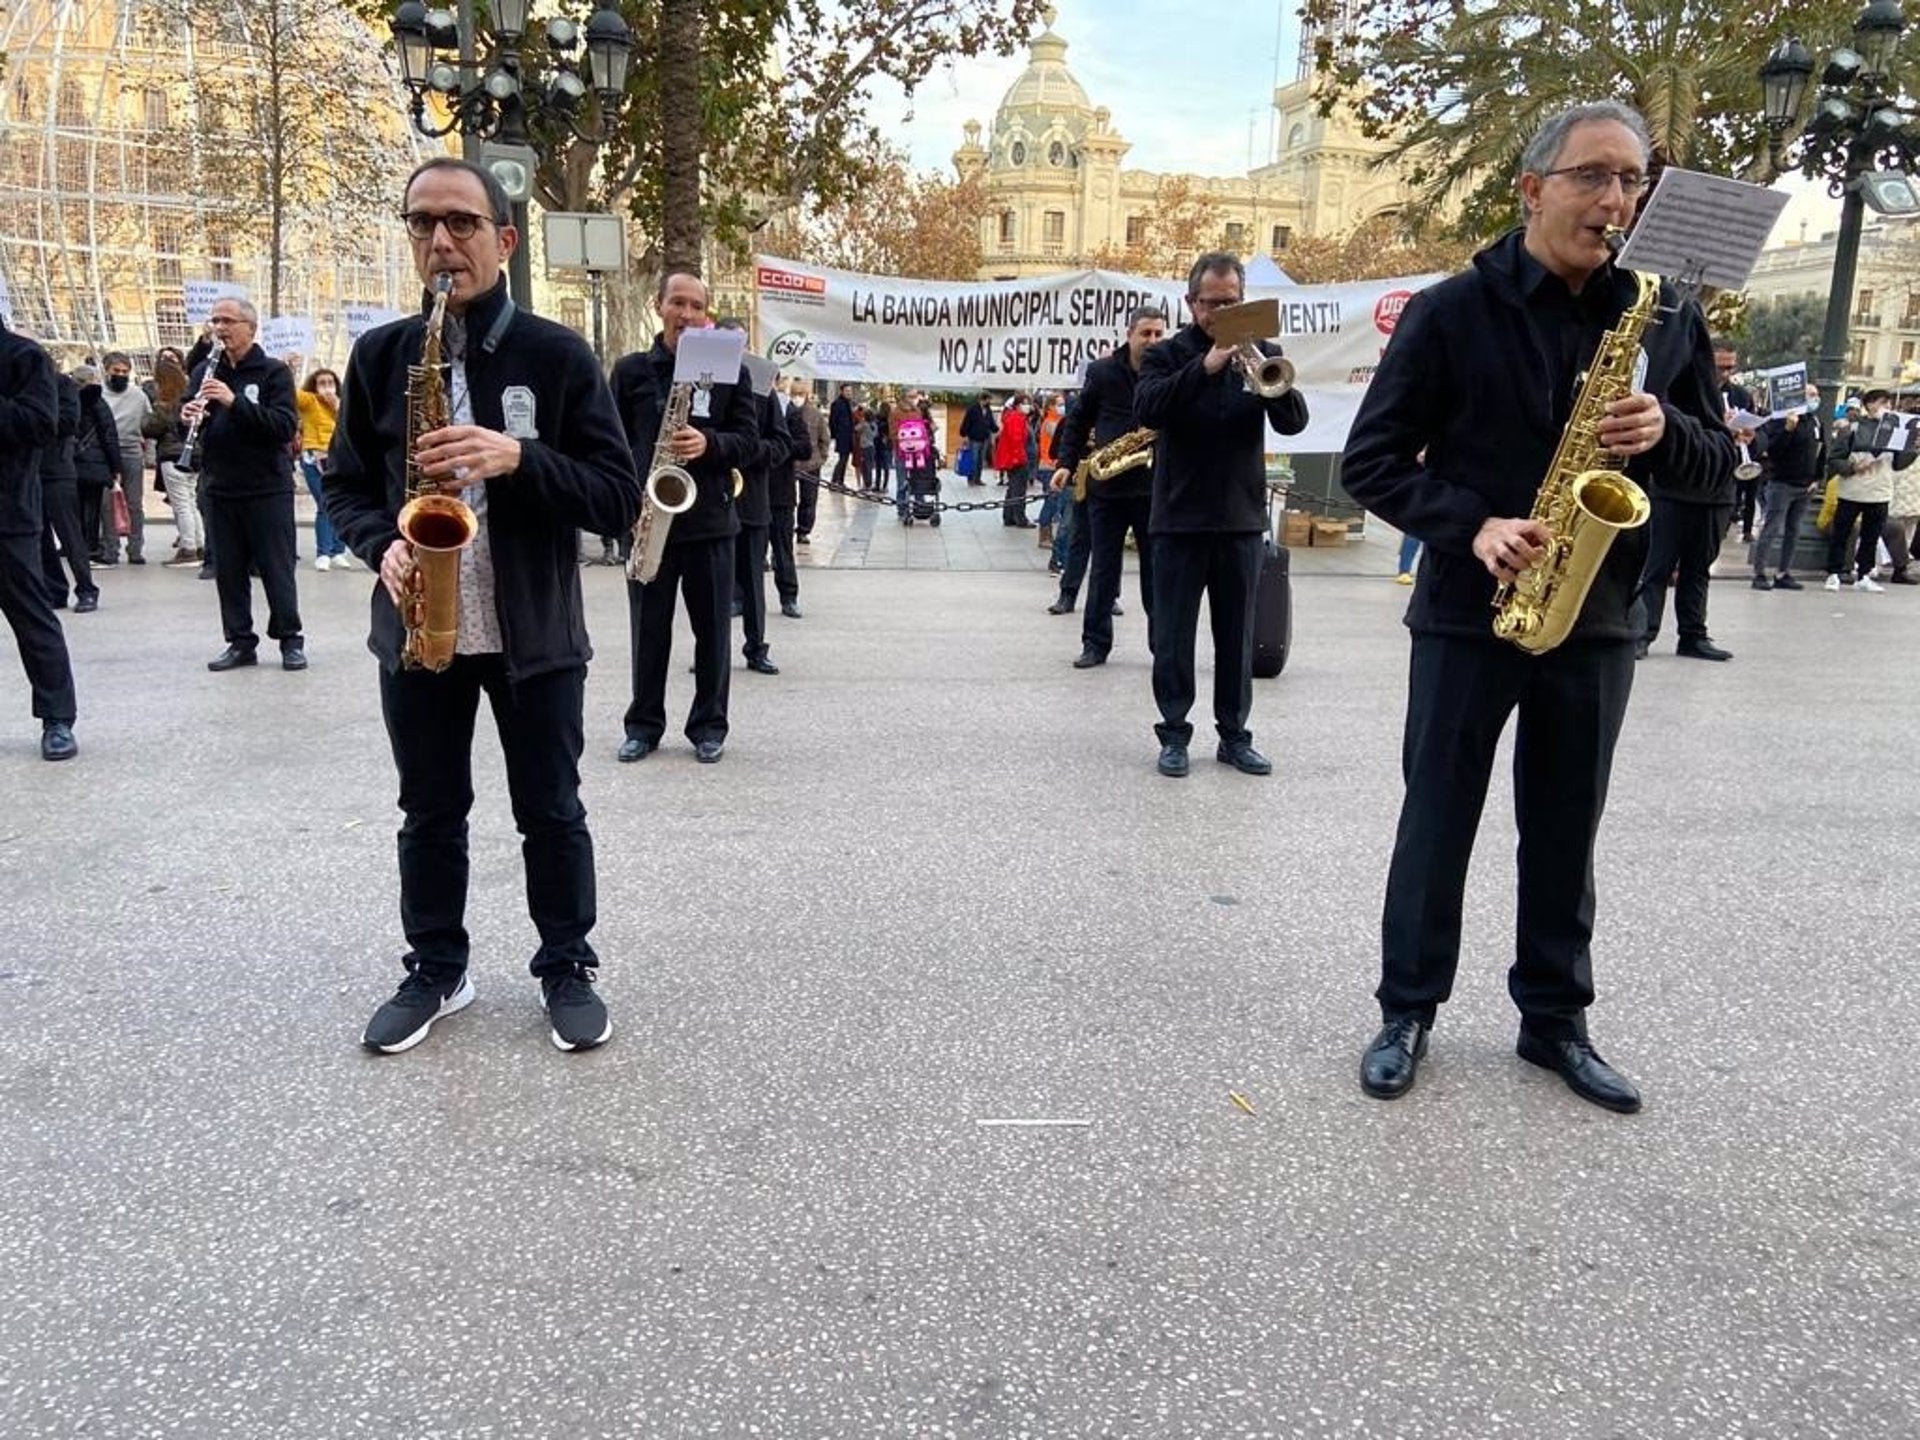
[1282,510,1312,547]
[1311,518,1350,547]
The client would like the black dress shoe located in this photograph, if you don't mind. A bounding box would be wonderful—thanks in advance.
[1360,1016,1428,1099]
[1750,574,1773,590]
[695,739,725,764]
[1516,1031,1642,1114]
[1676,637,1732,661]
[280,643,308,671]
[40,721,77,762]
[617,736,655,763]
[1773,573,1803,590]
[207,645,258,672]
[745,655,780,675]
[1072,650,1106,669]
[1156,743,1189,777]
[780,602,803,619]
[1047,597,1074,615]
[73,594,98,614]
[1216,741,1273,776]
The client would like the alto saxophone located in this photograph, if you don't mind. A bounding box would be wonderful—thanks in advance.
[396,274,478,671]
[1077,425,1157,500]
[626,380,698,583]
[1490,242,1656,655]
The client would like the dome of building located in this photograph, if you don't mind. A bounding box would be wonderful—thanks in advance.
[996,23,1090,119]
[987,10,1095,173]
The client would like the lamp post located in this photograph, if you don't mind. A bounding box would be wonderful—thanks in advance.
[390,0,632,312]
[1761,0,1920,419]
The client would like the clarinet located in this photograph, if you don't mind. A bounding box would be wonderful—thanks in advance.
[174,337,227,474]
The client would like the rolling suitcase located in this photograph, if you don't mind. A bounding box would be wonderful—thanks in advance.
[1251,537,1292,678]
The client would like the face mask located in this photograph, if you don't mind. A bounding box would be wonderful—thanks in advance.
[107,375,130,393]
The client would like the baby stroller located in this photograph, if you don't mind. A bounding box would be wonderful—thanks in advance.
[896,413,941,527]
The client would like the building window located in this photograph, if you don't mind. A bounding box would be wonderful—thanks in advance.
[1043,211,1065,244]
[209,231,234,281]
[1902,340,1916,365]
[154,300,191,350]
[144,88,168,131]
[1125,215,1147,246]
[1224,222,1246,251]
[58,79,85,127]
[1903,292,1920,327]
[1009,140,1028,167]
[154,220,184,286]
[1048,140,1066,167]
[1850,338,1868,370]
[1272,224,1292,251]
[998,212,1016,247]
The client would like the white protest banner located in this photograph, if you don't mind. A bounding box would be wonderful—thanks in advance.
[182,279,248,325]
[0,274,12,327]
[344,304,406,341]
[1751,361,1811,417]
[752,256,1444,453]
[260,315,315,363]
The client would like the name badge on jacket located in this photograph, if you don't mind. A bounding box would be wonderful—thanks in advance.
[502,385,538,440]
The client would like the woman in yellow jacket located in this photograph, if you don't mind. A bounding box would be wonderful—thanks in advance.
[296,368,349,570]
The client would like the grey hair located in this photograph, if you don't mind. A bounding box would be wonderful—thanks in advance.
[1186,252,1244,297]
[212,297,258,326]
[1518,102,1652,215]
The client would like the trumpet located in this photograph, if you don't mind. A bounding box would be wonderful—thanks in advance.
[1234,344,1295,399]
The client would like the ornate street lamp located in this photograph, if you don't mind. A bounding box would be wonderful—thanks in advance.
[390,0,633,307]
[1760,3,1920,415]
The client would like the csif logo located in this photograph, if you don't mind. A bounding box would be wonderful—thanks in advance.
[1373,290,1413,335]
[767,330,814,365]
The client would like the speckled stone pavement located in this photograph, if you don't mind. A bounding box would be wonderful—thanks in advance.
[2,490,1914,1438]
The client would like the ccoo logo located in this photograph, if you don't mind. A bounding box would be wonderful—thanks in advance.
[767,330,813,364]
[1373,290,1413,335]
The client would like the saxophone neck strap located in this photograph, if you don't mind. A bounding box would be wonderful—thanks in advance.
[480,298,515,355]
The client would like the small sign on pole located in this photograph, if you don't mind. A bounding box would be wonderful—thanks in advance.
[543,212,626,274]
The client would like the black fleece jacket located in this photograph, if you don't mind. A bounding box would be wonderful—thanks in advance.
[325,278,639,679]
[189,343,298,498]
[0,321,57,537]
[609,337,760,547]
[1342,229,1733,642]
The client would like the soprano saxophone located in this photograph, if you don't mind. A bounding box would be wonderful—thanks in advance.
[1490,237,1656,655]
[396,274,478,671]
[626,380,698,583]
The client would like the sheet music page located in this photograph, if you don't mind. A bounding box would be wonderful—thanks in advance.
[1613,169,1789,290]
[673,327,748,386]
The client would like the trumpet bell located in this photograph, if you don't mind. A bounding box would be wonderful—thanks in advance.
[1235,345,1295,398]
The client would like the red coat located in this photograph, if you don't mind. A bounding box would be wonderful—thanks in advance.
[993,407,1030,470]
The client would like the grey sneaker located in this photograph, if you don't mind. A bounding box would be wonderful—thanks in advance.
[541,966,611,1052]
[362,965,474,1053]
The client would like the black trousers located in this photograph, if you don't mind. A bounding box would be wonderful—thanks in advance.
[1083,492,1153,657]
[1149,531,1262,748]
[830,449,852,490]
[735,523,770,661]
[80,484,106,558]
[1379,633,1635,1040]
[380,656,596,977]
[796,476,819,538]
[769,504,799,604]
[1733,477,1759,539]
[1634,499,1727,644]
[0,530,77,725]
[1827,499,1890,579]
[1002,464,1032,524]
[39,482,94,605]
[207,490,302,649]
[625,533,732,746]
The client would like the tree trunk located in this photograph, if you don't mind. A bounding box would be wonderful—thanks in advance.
[657,0,704,276]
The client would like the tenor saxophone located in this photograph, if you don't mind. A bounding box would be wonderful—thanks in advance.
[1490,241,1656,655]
[396,274,478,671]
[626,380,698,583]
[1073,425,1156,501]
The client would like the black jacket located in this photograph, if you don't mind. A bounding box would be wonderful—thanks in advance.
[0,320,57,537]
[829,393,855,450]
[190,343,298,498]
[39,373,80,485]
[960,399,998,444]
[609,338,759,547]
[326,278,640,680]
[1057,348,1153,501]
[1342,229,1733,642]
[768,395,811,510]
[1756,411,1824,488]
[71,383,124,488]
[1135,323,1309,533]
[734,388,790,528]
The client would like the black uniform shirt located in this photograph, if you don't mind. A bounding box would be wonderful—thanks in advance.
[610,338,759,546]
[1056,348,1154,501]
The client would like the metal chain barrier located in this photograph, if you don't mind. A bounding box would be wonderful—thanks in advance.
[802,471,1047,515]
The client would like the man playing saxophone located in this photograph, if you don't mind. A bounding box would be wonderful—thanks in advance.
[327,158,639,1055]
[610,271,759,766]
[1049,306,1167,664]
[1341,103,1732,1113]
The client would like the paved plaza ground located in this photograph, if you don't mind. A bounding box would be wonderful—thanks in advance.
[2,478,1916,1437]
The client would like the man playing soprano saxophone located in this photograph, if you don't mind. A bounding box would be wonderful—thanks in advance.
[327,158,639,1054]
[1341,103,1732,1113]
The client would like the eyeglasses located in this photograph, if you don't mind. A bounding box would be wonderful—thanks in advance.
[400,210,496,240]
[1543,164,1652,196]
[1190,296,1241,311]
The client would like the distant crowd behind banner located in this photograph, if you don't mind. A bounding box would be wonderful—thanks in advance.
[752,256,1448,454]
